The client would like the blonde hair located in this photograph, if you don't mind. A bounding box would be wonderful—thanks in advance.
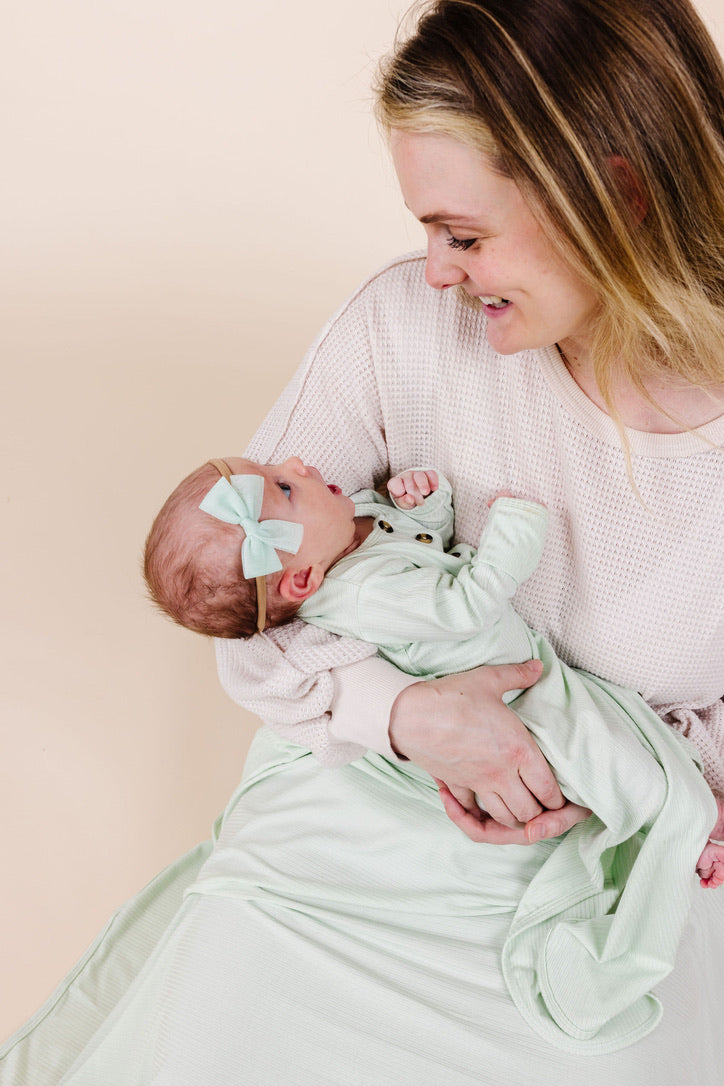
[143,462,299,639]
[375,0,724,429]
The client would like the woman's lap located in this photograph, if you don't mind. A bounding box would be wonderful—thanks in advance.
[5,726,723,1084]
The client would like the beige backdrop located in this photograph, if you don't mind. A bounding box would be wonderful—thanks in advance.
[2,0,723,1043]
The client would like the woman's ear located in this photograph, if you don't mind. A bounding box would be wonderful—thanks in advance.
[608,155,648,224]
[277,564,324,603]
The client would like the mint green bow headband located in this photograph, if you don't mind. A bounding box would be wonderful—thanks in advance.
[199,473,304,579]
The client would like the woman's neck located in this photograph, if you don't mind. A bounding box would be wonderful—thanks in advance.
[557,342,724,433]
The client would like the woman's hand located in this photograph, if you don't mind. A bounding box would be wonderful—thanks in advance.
[389,660,590,842]
[437,781,591,845]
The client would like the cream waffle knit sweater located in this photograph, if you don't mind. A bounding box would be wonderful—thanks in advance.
[215,253,724,795]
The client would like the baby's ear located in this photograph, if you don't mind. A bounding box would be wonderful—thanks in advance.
[278,564,324,603]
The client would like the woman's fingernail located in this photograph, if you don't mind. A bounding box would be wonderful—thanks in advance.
[528,826,544,842]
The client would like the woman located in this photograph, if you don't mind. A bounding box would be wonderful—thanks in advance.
[2,0,723,1082]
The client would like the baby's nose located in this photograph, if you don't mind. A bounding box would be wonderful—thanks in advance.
[284,456,307,475]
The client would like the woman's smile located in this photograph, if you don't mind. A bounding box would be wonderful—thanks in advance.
[391,129,599,363]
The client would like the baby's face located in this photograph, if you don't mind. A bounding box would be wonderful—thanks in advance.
[224,457,357,572]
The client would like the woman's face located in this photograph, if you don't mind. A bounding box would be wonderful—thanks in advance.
[391,129,599,361]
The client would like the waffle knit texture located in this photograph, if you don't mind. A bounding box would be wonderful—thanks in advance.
[215,253,724,794]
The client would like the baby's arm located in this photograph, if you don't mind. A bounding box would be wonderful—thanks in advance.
[385,473,548,597]
[470,496,549,600]
[306,495,547,655]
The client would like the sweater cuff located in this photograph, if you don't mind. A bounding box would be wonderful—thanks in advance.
[329,656,420,760]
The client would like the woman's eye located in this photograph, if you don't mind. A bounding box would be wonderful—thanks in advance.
[278,482,292,499]
[446,233,477,251]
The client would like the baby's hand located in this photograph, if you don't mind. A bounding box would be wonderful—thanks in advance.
[387,469,439,509]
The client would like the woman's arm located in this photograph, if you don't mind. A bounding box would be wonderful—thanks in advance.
[388,663,590,836]
[215,620,383,766]
[216,621,584,839]
[216,273,418,766]
[220,261,584,838]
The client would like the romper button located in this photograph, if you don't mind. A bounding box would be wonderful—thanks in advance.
[378,519,394,532]
[415,533,433,544]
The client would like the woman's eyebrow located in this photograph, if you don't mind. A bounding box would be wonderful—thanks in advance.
[403,200,479,226]
[418,211,469,224]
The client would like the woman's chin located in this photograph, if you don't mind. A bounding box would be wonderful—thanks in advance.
[484,319,550,358]
[485,328,527,356]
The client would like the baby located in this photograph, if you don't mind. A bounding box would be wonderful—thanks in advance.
[144,455,724,888]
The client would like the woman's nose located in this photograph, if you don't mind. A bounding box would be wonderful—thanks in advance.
[424,237,468,291]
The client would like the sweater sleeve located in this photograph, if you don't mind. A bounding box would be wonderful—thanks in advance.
[214,620,415,766]
[215,268,423,765]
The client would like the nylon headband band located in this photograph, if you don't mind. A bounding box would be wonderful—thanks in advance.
[207,459,267,633]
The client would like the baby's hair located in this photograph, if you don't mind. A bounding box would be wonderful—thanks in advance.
[143,461,300,639]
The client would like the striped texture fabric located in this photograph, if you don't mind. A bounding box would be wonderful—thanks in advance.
[4,729,719,1084]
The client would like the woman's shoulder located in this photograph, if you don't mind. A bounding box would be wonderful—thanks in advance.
[310,251,490,361]
[352,250,428,297]
[319,251,446,331]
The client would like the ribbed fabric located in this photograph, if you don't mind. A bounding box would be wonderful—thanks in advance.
[299,486,551,673]
[21,728,723,1084]
[217,252,724,793]
[0,842,212,1084]
[297,477,716,1049]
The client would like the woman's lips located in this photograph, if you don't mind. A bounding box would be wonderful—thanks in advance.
[478,294,512,317]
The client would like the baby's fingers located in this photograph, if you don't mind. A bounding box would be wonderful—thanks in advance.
[410,470,438,498]
[388,470,436,506]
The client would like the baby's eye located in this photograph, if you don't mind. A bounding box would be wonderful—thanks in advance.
[277,482,292,499]
[446,233,476,251]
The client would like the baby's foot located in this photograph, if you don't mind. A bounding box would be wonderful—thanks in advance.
[696,841,724,889]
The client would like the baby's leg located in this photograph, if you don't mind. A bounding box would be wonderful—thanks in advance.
[696,796,724,889]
